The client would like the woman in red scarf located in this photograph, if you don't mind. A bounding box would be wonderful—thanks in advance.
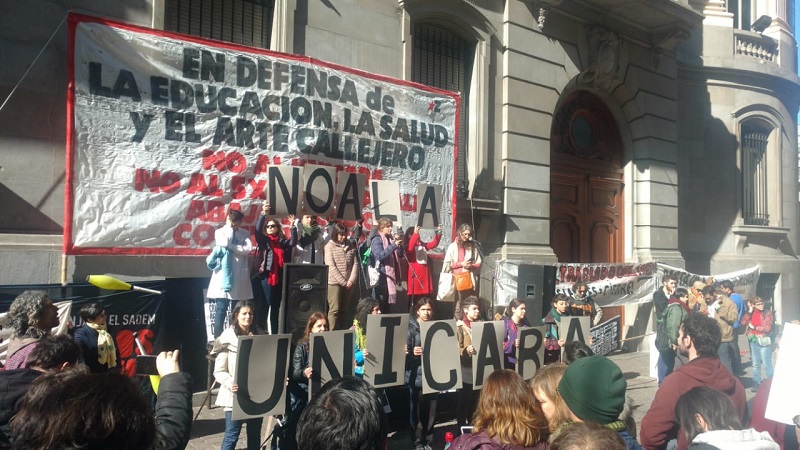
[254,202,297,334]
[741,296,775,390]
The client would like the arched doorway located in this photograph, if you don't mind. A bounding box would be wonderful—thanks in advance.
[550,91,624,263]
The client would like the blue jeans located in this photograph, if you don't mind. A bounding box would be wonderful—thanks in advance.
[750,339,774,386]
[261,279,283,334]
[657,347,676,384]
[222,410,263,450]
[213,299,232,338]
[717,341,734,374]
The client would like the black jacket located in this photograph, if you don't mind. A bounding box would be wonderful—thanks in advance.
[406,316,423,388]
[152,372,193,450]
[0,368,42,448]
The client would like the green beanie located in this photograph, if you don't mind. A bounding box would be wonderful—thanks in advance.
[558,355,626,424]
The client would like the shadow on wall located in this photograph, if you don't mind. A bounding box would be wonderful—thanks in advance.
[0,182,62,234]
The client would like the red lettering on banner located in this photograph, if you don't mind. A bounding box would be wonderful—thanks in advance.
[201,150,247,174]
[173,223,191,246]
[193,223,215,246]
[187,173,224,196]
[203,201,226,222]
[400,193,417,212]
[134,168,181,193]
[185,200,206,220]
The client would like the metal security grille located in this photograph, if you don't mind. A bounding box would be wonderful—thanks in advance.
[165,0,274,49]
[741,123,770,225]
[412,23,473,197]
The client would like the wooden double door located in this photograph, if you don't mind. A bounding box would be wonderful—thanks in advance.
[550,166,624,263]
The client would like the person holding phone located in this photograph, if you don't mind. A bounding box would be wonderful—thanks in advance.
[211,300,265,450]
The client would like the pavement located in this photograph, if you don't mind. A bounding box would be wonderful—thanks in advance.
[187,335,759,450]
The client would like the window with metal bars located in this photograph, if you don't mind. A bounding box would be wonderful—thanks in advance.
[412,23,473,197]
[164,0,275,49]
[741,122,771,225]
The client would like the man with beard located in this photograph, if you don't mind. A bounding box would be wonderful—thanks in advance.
[569,281,602,326]
[640,313,746,450]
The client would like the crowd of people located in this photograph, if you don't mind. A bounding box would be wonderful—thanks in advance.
[2,203,798,450]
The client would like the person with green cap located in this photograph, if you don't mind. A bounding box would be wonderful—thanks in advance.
[557,355,645,450]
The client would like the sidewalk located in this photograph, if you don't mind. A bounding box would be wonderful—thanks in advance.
[187,339,757,450]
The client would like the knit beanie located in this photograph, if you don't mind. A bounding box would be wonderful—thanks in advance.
[558,355,626,424]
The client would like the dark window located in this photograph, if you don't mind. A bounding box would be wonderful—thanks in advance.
[728,0,753,29]
[755,273,779,305]
[165,0,275,49]
[741,121,771,226]
[412,23,473,197]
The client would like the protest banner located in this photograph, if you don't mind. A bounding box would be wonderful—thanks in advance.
[233,334,291,419]
[516,326,546,380]
[471,321,504,389]
[494,260,760,307]
[363,314,408,388]
[420,319,462,395]
[66,13,459,255]
[590,315,621,356]
[309,329,355,399]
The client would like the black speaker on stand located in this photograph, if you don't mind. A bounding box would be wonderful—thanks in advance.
[280,264,329,345]
[516,264,557,321]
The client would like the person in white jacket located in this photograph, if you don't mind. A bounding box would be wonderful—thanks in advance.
[212,300,266,450]
[207,209,254,338]
[676,386,779,450]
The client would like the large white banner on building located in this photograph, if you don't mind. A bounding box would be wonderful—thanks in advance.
[495,260,760,307]
[66,14,459,255]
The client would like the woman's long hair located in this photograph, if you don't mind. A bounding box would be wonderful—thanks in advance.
[354,297,378,333]
[676,386,742,442]
[530,363,571,433]
[669,287,689,302]
[473,369,548,447]
[411,297,434,318]
[231,300,262,336]
[504,298,526,319]
[456,223,474,247]
[300,311,327,344]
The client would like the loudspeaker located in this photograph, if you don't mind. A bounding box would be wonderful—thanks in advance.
[516,264,557,321]
[280,264,329,344]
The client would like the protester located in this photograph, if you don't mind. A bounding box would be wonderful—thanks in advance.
[449,369,548,450]
[253,202,296,333]
[558,355,644,450]
[569,281,602,326]
[703,285,738,374]
[530,363,570,436]
[297,376,388,450]
[740,296,775,391]
[443,223,481,320]
[406,298,436,450]
[718,280,746,375]
[456,296,482,426]
[563,341,593,365]
[207,209,254,338]
[0,335,82,446]
[10,350,191,450]
[324,222,359,330]
[370,217,403,313]
[287,312,328,450]
[2,290,59,370]
[211,300,265,450]
[502,298,531,370]
[291,214,325,264]
[749,325,800,450]
[404,225,443,305]
[640,313,746,450]
[550,421,626,450]
[676,386,779,449]
[688,280,707,314]
[655,288,691,383]
[543,294,570,364]
[73,302,119,373]
[352,297,381,377]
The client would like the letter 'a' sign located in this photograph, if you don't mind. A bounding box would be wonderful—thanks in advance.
[472,321,504,389]
[233,334,291,420]
[420,320,462,395]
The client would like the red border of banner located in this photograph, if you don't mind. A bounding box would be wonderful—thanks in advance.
[64,13,460,256]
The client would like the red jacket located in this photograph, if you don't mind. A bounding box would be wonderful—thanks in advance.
[640,356,746,450]
[405,232,441,296]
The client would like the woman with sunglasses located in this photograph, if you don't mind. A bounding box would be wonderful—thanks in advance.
[254,201,297,333]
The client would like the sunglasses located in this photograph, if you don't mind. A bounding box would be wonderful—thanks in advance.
[266,224,278,229]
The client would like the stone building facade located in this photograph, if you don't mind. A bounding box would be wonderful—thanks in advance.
[1,0,798,323]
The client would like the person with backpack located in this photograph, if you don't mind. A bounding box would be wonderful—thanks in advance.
[655,288,692,384]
